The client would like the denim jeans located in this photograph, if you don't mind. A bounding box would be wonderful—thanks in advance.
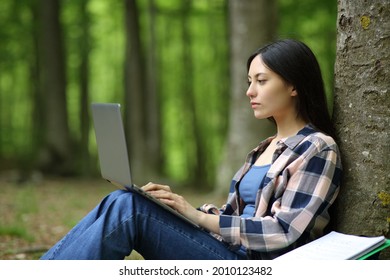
[40,190,247,260]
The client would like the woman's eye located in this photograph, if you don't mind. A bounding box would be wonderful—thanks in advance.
[258,80,266,85]
[247,80,252,86]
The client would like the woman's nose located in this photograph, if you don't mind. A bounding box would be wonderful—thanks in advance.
[246,82,256,98]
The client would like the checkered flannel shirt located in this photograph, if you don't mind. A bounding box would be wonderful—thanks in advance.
[200,125,342,258]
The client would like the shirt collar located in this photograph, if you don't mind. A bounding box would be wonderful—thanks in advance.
[251,124,317,155]
[277,124,317,150]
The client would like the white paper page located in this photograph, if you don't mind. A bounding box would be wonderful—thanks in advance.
[275,231,385,260]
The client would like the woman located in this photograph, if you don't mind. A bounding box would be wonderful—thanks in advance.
[41,39,342,260]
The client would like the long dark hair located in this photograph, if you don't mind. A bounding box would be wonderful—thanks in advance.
[247,39,336,139]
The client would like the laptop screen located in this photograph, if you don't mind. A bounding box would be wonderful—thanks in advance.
[91,103,132,187]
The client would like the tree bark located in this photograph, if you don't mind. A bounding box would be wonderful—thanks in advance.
[216,0,277,194]
[37,0,72,175]
[29,0,44,167]
[124,0,148,181]
[179,0,210,189]
[79,0,91,176]
[333,0,390,259]
[145,0,163,176]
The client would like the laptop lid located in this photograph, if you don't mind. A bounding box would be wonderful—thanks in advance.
[91,103,132,187]
[91,103,200,228]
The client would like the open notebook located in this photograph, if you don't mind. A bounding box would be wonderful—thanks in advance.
[275,231,390,260]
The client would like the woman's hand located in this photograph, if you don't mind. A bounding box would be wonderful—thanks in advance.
[142,182,199,220]
[141,182,220,234]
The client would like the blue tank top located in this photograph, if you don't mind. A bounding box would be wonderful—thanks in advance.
[239,164,271,218]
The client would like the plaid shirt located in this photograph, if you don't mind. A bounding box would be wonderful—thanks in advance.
[200,125,342,259]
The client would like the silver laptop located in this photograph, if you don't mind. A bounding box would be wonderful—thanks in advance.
[91,103,199,228]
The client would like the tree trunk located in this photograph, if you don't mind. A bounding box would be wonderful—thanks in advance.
[79,0,91,176]
[29,0,44,171]
[180,0,210,189]
[144,0,163,176]
[37,0,72,175]
[123,0,148,181]
[333,0,390,259]
[216,0,277,194]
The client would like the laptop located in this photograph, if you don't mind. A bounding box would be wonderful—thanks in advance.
[91,103,200,228]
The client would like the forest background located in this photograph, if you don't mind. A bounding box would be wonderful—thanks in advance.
[1,0,389,260]
[0,0,337,190]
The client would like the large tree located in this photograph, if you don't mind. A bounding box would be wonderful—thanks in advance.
[333,0,390,259]
[37,0,73,175]
[78,0,91,176]
[216,0,277,194]
[124,0,148,180]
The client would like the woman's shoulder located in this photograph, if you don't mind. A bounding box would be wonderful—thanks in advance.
[296,125,340,154]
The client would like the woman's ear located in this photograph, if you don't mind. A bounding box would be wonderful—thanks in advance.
[290,86,298,97]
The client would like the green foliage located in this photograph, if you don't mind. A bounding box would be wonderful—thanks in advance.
[0,0,337,187]
[151,0,229,183]
[279,0,338,111]
[0,0,35,160]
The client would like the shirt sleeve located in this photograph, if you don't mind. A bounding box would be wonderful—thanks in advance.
[219,137,342,252]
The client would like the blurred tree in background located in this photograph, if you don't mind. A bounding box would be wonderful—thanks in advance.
[216,0,277,194]
[0,0,337,189]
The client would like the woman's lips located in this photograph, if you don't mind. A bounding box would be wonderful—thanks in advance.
[251,102,260,108]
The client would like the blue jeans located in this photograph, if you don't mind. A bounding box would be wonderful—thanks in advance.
[40,190,247,260]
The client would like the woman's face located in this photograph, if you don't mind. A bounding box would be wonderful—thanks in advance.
[246,55,297,121]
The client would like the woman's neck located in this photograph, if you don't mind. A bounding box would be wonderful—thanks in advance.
[274,116,307,141]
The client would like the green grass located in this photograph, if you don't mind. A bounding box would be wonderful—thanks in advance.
[0,225,33,241]
[0,178,226,259]
[0,179,114,259]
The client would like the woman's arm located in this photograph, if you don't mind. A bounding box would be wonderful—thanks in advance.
[142,183,220,233]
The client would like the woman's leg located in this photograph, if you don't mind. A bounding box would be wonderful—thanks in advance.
[40,190,125,259]
[41,190,246,260]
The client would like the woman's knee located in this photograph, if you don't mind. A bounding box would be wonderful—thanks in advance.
[96,189,131,214]
[103,189,128,202]
[107,190,146,214]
